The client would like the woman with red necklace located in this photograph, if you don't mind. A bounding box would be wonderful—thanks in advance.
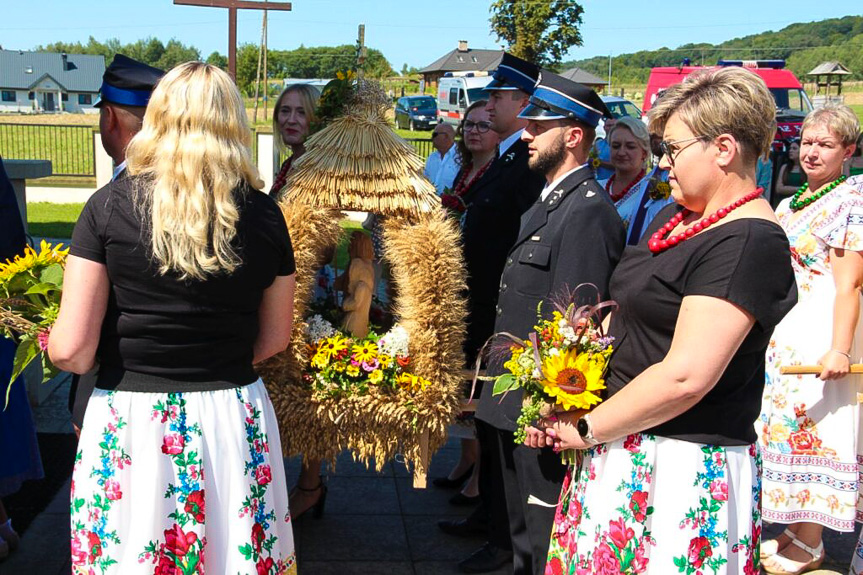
[599,116,676,245]
[759,104,863,575]
[269,84,319,198]
[440,100,499,221]
[433,99,498,507]
[536,67,797,574]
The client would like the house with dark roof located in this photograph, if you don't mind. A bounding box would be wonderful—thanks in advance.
[0,50,105,114]
[560,67,607,90]
[419,41,503,89]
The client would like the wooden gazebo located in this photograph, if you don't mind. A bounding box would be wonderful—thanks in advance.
[807,61,852,99]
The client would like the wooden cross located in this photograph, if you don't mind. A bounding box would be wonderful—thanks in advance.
[174,0,292,81]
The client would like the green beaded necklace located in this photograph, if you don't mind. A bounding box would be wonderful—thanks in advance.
[789,175,847,212]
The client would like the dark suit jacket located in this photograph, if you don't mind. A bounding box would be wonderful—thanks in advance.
[0,157,26,262]
[461,138,545,363]
[475,166,626,431]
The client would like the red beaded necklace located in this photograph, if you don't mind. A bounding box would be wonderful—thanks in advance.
[647,187,764,254]
[605,169,646,203]
[453,157,494,198]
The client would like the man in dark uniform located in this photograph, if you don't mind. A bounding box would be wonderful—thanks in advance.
[439,53,545,574]
[474,72,626,574]
[69,55,163,432]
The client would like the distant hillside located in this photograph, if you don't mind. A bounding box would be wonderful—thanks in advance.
[561,16,863,84]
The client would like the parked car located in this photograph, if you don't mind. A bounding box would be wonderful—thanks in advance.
[596,95,643,139]
[436,72,493,126]
[394,96,438,131]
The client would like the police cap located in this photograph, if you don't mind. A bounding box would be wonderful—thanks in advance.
[518,71,612,128]
[484,53,539,94]
[95,54,164,108]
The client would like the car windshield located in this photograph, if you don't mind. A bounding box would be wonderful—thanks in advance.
[770,88,813,114]
[466,88,487,104]
[410,97,436,109]
[605,100,642,119]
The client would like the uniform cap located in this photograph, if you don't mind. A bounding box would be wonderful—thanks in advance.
[483,53,539,93]
[95,54,164,108]
[518,71,611,128]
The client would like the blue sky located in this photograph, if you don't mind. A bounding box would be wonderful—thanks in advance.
[0,1,857,70]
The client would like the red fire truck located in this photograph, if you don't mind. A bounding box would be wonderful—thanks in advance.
[643,60,813,150]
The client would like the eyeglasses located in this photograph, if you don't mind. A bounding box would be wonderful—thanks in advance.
[431,131,447,139]
[463,120,492,134]
[659,136,705,166]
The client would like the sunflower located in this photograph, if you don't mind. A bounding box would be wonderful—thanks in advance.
[352,341,379,363]
[310,351,330,369]
[318,335,349,360]
[540,350,606,410]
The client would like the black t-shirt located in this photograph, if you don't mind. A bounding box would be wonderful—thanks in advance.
[606,205,797,445]
[70,176,295,390]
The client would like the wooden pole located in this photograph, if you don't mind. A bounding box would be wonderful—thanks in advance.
[780,365,863,375]
[356,24,366,81]
[228,7,237,80]
[252,13,265,122]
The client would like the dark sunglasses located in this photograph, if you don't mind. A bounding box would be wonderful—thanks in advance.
[431,131,449,138]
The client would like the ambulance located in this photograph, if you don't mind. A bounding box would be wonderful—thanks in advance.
[436,72,493,126]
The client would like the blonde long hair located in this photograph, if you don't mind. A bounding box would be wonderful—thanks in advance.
[126,61,263,280]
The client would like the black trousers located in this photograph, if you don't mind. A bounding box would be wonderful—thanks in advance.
[496,424,566,575]
[468,418,512,550]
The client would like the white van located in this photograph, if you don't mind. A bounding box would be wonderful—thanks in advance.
[436,72,492,126]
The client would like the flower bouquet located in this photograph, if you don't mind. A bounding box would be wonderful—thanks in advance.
[493,300,615,443]
[302,315,431,398]
[0,240,69,404]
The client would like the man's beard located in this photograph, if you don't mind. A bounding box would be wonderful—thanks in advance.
[528,132,566,176]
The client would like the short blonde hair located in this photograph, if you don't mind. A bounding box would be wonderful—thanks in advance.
[648,67,776,165]
[609,116,651,157]
[127,61,262,281]
[801,104,860,147]
[272,84,320,153]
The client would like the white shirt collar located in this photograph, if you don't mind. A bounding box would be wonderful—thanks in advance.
[112,160,127,182]
[540,164,588,201]
[499,129,524,156]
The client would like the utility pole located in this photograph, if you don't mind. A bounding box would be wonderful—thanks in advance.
[357,24,366,81]
[263,9,268,121]
[607,53,612,96]
[253,12,265,122]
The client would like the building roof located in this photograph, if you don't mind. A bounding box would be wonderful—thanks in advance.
[559,67,607,86]
[420,48,503,74]
[0,50,105,92]
[807,61,852,76]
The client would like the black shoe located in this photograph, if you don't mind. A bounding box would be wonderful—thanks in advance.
[432,464,474,489]
[449,492,481,506]
[458,543,513,573]
[437,518,487,538]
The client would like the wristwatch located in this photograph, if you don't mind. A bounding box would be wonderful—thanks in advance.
[576,414,600,446]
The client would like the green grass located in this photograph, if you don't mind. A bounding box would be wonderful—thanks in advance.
[27,202,84,239]
[850,104,863,124]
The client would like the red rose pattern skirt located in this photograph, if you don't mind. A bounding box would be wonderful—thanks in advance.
[545,434,761,575]
[69,380,297,575]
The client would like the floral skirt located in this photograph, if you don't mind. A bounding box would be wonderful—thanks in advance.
[70,380,297,575]
[545,434,760,575]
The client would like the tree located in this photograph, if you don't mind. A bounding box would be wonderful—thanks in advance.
[206,51,228,70]
[489,0,585,66]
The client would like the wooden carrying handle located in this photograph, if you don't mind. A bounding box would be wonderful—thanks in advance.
[780,364,863,375]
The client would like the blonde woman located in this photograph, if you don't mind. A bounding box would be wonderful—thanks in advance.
[270,83,319,196]
[49,62,298,574]
[537,67,796,574]
[758,104,862,575]
[598,116,674,244]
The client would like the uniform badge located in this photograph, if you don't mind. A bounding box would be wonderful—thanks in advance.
[503,151,516,164]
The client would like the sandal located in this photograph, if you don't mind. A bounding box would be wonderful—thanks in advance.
[761,527,797,560]
[762,536,824,575]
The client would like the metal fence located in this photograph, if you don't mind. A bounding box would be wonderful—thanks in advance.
[0,123,94,177]
[405,138,434,159]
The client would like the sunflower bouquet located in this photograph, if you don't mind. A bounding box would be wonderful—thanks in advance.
[0,240,69,403]
[493,302,615,443]
[302,315,431,398]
